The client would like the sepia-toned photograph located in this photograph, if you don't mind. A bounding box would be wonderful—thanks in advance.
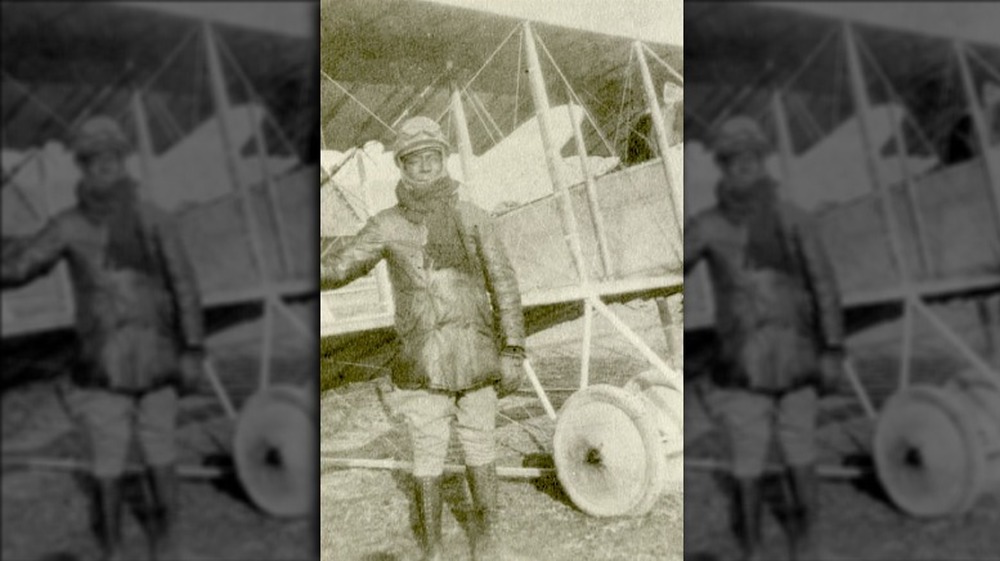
[319,0,683,559]
[2,3,318,560]
[684,3,1000,561]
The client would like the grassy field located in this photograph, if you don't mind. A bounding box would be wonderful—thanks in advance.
[321,300,683,561]
[1,306,316,561]
[684,300,1000,561]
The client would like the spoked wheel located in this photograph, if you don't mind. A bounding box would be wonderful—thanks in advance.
[874,385,986,517]
[234,384,316,517]
[552,384,665,517]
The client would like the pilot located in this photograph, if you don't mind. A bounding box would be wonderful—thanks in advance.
[684,116,844,561]
[1,116,204,561]
[321,116,526,561]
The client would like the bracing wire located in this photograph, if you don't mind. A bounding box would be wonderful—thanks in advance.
[217,33,300,157]
[390,68,450,129]
[791,94,825,146]
[707,81,764,134]
[857,32,937,158]
[435,24,522,123]
[534,33,618,158]
[3,73,71,129]
[464,89,500,147]
[464,90,502,146]
[759,28,838,149]
[138,29,200,94]
[968,46,1000,84]
[321,71,396,134]
[778,29,840,98]
[471,90,505,140]
[641,43,683,84]
[612,47,635,157]
[150,93,185,145]
[459,24,522,95]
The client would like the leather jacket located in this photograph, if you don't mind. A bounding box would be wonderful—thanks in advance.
[2,201,204,393]
[685,195,843,392]
[322,199,525,391]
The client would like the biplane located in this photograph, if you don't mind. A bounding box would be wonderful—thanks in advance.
[684,2,1000,520]
[2,2,318,520]
[319,0,685,518]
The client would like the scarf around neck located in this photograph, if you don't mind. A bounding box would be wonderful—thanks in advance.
[395,176,473,271]
[77,176,156,274]
[716,175,794,272]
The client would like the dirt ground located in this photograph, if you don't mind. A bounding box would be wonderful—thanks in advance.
[1,306,316,561]
[321,300,684,561]
[684,300,1000,561]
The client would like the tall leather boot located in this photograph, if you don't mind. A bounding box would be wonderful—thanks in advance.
[787,466,822,561]
[147,465,180,561]
[414,476,443,561]
[94,477,123,561]
[466,463,508,561]
[733,477,763,561]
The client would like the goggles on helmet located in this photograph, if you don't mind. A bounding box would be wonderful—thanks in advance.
[393,116,450,161]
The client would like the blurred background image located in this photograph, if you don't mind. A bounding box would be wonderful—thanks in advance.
[2,3,319,560]
[684,3,1000,561]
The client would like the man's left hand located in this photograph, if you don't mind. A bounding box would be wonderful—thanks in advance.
[497,346,526,398]
[178,348,207,395]
[819,347,846,394]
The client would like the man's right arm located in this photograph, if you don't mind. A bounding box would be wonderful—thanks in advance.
[1,219,67,288]
[320,216,388,291]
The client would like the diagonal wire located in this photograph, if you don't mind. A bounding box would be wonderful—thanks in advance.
[460,24,522,94]
[321,71,395,134]
[968,46,1000,84]
[612,48,635,156]
[708,80,768,133]
[857,32,937,159]
[534,32,618,158]
[149,93,185,145]
[2,72,71,129]
[138,28,200,93]
[390,67,450,129]
[435,24,522,123]
[778,29,840,96]
[217,32,300,157]
[641,43,683,84]
[469,90,505,141]
[790,94,824,146]
[463,89,500,147]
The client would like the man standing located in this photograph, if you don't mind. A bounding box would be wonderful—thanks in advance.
[321,116,525,561]
[684,117,844,561]
[1,116,204,561]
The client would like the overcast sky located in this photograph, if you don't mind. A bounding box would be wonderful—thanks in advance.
[122,2,998,49]
[427,0,682,46]
[767,2,1000,47]
[127,0,681,46]
[124,1,313,37]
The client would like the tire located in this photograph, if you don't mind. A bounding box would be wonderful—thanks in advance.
[234,384,316,517]
[625,369,683,486]
[874,385,985,517]
[552,384,666,517]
